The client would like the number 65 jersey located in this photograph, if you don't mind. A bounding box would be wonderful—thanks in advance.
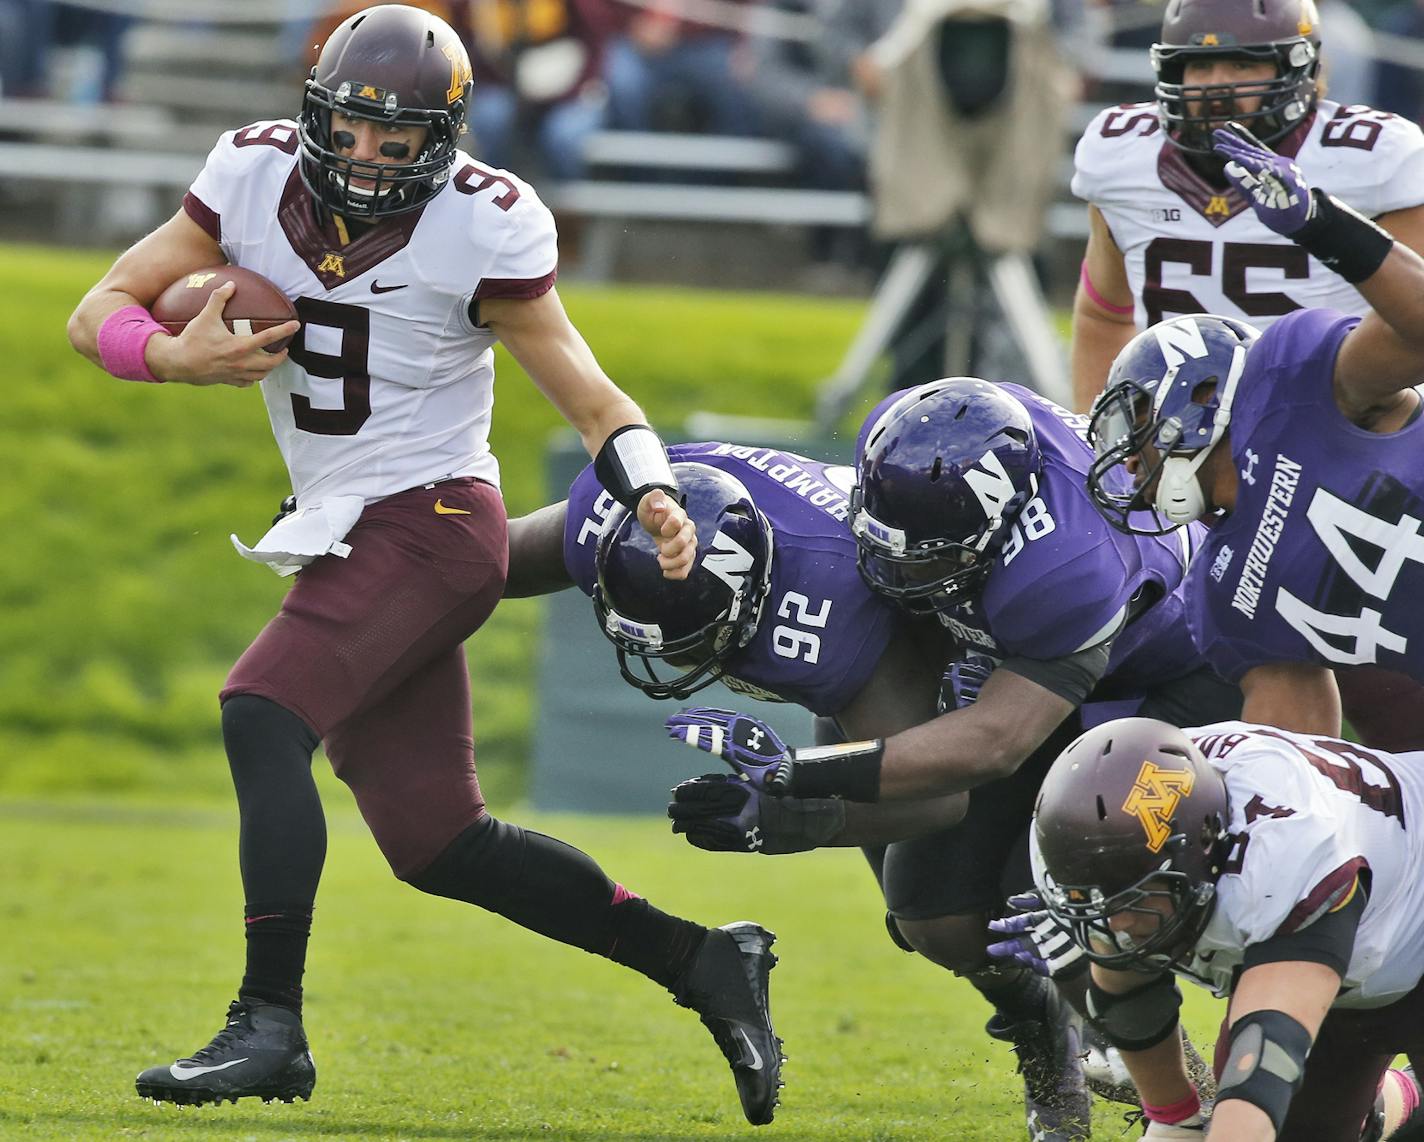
[562,442,901,717]
[1187,309,1424,684]
[1186,723,1424,1008]
[1073,99,1424,329]
[183,119,558,504]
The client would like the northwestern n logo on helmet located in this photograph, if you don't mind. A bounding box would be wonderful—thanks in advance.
[1122,760,1196,853]
[1153,319,1210,368]
[703,529,754,594]
[964,449,1018,521]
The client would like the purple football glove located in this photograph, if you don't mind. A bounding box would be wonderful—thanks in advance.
[1212,121,1314,236]
[667,773,847,854]
[665,706,793,792]
[986,891,1087,980]
[940,652,996,714]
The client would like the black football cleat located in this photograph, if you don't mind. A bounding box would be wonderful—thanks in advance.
[135,999,315,1106]
[986,979,1091,1142]
[674,921,784,1126]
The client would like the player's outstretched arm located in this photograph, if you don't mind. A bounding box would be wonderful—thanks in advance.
[1070,206,1137,414]
[504,501,575,598]
[1212,124,1424,424]
[483,288,695,579]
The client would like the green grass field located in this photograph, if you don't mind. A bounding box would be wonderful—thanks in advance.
[0,243,1220,1140]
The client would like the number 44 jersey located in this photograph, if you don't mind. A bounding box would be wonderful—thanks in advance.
[184,119,558,504]
[562,442,901,717]
[1188,309,1424,682]
[1073,99,1424,329]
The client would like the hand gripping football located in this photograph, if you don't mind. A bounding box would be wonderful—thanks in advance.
[151,265,298,352]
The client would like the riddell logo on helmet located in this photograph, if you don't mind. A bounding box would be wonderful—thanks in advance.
[1122,761,1196,853]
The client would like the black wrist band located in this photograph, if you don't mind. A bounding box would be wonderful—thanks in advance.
[1292,188,1395,284]
[783,740,884,802]
[594,424,679,510]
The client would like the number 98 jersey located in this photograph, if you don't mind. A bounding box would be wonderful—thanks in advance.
[562,442,901,717]
[1187,309,1424,683]
[1073,99,1424,329]
[183,119,558,504]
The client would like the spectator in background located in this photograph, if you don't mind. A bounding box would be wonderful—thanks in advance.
[603,0,757,135]
[0,0,132,102]
[1374,0,1424,121]
[465,0,622,180]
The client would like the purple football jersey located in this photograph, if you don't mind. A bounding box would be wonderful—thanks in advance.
[563,442,899,716]
[921,385,1205,689]
[1188,309,1424,682]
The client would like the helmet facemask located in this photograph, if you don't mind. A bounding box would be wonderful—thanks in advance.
[1154,39,1319,155]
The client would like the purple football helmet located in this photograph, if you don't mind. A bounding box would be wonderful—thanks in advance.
[1032,717,1229,972]
[594,462,774,700]
[299,4,473,219]
[1153,0,1322,154]
[850,378,1041,615]
[1087,314,1260,536]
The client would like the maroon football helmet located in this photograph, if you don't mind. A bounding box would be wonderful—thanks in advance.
[299,4,473,219]
[1152,0,1322,154]
[1032,718,1229,972]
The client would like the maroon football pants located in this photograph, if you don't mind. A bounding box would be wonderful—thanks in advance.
[222,477,507,877]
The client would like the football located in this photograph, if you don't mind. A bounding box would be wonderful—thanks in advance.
[151,265,298,353]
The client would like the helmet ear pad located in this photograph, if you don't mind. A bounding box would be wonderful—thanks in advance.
[593,463,774,701]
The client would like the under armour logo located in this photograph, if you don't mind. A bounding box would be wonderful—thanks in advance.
[746,727,765,751]
[745,826,763,851]
[1241,449,1260,486]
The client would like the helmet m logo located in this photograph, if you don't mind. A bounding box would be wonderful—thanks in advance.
[703,529,754,594]
[963,449,1018,521]
[1153,320,1210,368]
[442,40,472,104]
[1122,760,1195,853]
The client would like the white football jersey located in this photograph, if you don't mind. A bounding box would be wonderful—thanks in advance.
[1072,100,1424,330]
[1181,722,1424,1008]
[184,119,559,503]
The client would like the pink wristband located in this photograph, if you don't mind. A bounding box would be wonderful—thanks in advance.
[1142,1089,1202,1124]
[97,304,167,383]
[1080,260,1135,316]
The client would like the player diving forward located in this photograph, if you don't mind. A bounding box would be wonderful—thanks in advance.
[509,441,1112,1140]
[1025,717,1424,1142]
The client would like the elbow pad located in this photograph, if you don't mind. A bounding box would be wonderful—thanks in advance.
[1086,972,1182,1052]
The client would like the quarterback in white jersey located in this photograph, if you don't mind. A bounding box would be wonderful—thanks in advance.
[1030,717,1424,1141]
[65,5,791,1128]
[184,118,556,504]
[1068,0,1424,414]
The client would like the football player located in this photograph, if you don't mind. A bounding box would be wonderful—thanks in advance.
[1069,0,1424,414]
[65,4,786,1125]
[663,379,1244,1140]
[1068,0,1424,755]
[1085,124,1424,739]
[508,443,1105,1140]
[1025,716,1424,1141]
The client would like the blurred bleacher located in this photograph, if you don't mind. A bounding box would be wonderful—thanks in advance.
[4,0,1424,304]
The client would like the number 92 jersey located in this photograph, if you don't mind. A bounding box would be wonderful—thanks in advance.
[1187,309,1424,683]
[183,119,558,504]
[562,442,900,717]
[1073,99,1424,329]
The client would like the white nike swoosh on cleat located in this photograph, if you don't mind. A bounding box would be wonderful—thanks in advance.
[169,1058,249,1080]
[735,1029,763,1071]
